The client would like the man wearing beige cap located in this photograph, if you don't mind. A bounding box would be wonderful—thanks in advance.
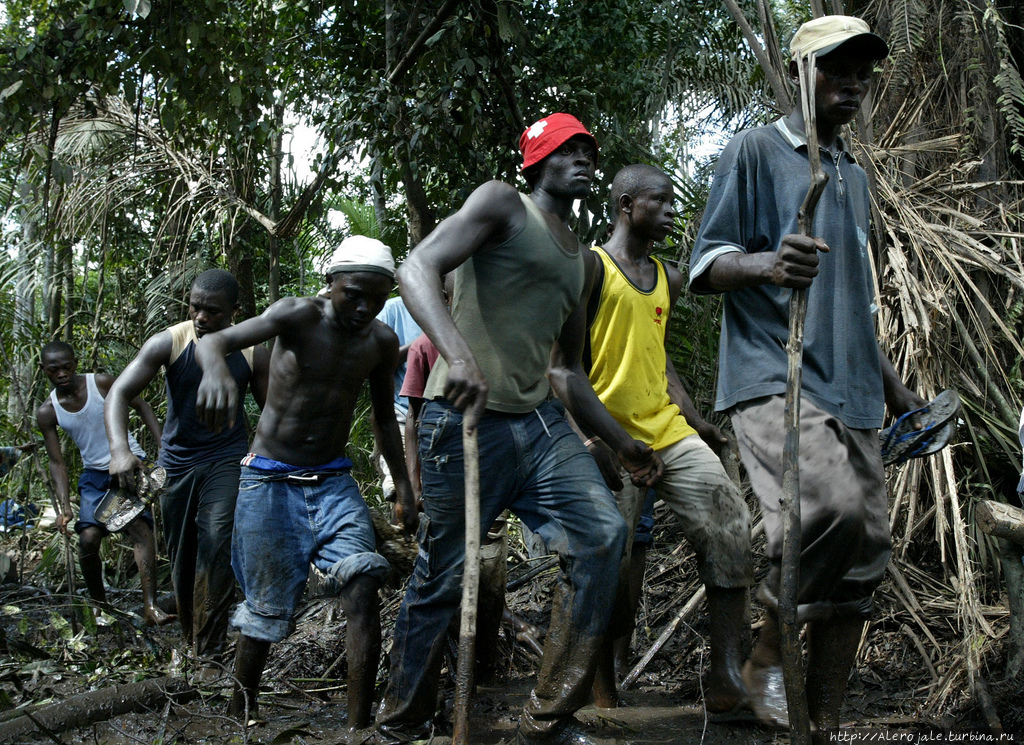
[375,114,661,744]
[194,236,417,729]
[689,15,926,734]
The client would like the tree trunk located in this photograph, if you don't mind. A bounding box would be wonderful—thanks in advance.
[8,177,37,420]
[401,156,436,246]
[268,96,285,305]
[60,235,73,343]
[227,225,258,320]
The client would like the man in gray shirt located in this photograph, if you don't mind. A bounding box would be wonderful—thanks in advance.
[690,15,925,733]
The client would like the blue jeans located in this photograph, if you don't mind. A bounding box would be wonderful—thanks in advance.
[377,400,627,739]
[232,466,390,643]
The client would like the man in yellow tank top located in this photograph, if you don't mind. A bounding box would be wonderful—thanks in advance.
[583,164,754,715]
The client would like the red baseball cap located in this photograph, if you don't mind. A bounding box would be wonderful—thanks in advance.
[519,113,598,170]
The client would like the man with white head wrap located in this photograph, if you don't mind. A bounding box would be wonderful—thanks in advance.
[194,235,417,730]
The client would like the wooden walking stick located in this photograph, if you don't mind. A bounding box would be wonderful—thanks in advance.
[778,51,829,745]
[453,424,481,745]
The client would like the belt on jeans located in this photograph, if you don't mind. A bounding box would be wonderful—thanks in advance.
[256,469,351,485]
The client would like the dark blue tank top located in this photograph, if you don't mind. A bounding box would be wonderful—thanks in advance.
[158,320,253,476]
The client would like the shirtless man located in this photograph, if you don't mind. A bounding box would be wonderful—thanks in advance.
[107,269,270,667]
[194,235,417,729]
[36,341,171,626]
[580,165,752,713]
[376,113,659,745]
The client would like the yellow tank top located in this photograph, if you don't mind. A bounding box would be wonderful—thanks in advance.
[588,247,696,450]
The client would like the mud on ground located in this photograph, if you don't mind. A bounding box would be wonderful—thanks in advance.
[0,500,1017,743]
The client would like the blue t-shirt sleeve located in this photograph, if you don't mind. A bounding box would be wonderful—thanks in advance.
[689,134,754,294]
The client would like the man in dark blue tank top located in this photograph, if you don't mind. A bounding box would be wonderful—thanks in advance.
[106,270,271,671]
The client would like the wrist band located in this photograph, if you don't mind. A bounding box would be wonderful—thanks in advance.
[583,437,601,448]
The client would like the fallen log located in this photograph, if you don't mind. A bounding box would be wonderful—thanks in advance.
[0,676,196,743]
[976,500,1024,545]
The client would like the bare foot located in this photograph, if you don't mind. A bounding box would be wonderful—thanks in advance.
[142,605,177,627]
[741,659,789,728]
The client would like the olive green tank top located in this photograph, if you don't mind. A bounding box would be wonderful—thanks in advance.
[424,193,585,413]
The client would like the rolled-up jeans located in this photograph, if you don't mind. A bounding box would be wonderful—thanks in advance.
[231,466,390,642]
[377,399,627,739]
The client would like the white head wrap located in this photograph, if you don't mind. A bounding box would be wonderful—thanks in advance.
[323,235,395,279]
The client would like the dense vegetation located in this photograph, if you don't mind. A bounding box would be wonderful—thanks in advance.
[1,0,1023,728]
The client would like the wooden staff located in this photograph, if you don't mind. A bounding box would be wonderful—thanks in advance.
[779,51,829,745]
[453,426,481,745]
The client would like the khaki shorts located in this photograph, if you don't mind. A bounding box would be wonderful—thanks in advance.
[731,394,890,615]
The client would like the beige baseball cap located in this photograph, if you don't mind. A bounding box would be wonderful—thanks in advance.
[790,15,888,60]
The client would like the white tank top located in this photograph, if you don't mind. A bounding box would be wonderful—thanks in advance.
[50,374,145,470]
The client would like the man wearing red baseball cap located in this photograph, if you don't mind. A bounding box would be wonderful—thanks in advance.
[375,115,662,744]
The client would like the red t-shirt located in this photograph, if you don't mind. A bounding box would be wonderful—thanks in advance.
[400,335,440,400]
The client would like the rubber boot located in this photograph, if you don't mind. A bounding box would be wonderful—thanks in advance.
[592,639,619,708]
[613,544,648,680]
[78,526,110,612]
[741,608,789,728]
[806,617,864,740]
[705,587,750,712]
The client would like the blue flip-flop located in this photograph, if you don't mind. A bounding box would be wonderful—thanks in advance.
[880,390,960,467]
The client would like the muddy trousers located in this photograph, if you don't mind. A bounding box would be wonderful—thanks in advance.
[731,395,891,616]
[160,458,240,659]
[608,435,753,638]
[377,400,627,740]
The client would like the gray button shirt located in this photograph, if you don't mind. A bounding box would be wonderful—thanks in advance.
[689,117,884,430]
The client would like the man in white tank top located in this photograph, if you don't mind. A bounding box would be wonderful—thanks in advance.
[36,341,174,626]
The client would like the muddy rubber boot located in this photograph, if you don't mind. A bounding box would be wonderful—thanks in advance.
[705,587,750,714]
[78,526,108,606]
[514,717,599,744]
[613,544,648,680]
[591,640,619,708]
[806,617,864,740]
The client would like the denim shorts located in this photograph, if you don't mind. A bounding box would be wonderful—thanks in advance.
[231,466,391,642]
[75,468,153,535]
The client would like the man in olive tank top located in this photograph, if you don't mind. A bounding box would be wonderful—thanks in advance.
[376,115,662,745]
[581,165,753,715]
